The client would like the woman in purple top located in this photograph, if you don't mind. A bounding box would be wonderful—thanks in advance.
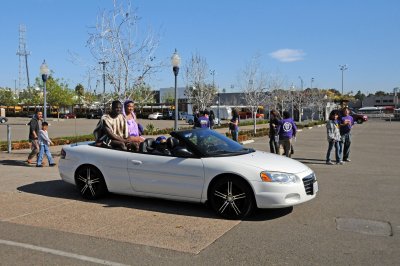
[123,100,144,150]
[339,107,354,162]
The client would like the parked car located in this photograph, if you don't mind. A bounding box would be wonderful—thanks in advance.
[148,112,163,120]
[58,128,318,219]
[86,109,103,119]
[0,116,8,123]
[60,113,77,119]
[186,114,195,125]
[349,110,368,124]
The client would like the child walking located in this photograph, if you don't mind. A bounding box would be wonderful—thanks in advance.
[37,121,56,167]
[326,110,343,165]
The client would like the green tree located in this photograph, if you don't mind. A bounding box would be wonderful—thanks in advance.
[0,87,18,106]
[354,90,366,101]
[375,91,387,96]
[42,77,76,119]
[75,83,85,110]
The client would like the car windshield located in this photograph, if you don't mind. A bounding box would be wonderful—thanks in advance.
[176,129,255,157]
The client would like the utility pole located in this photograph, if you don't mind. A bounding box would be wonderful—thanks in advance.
[99,61,108,112]
[16,24,31,90]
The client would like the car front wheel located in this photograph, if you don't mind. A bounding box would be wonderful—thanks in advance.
[0,118,5,123]
[75,165,108,199]
[357,118,363,124]
[209,176,255,219]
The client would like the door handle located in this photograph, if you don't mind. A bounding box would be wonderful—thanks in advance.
[131,160,143,165]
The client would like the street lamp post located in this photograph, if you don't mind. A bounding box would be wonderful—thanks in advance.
[339,64,348,95]
[217,92,221,125]
[99,61,108,113]
[171,49,181,131]
[40,60,49,121]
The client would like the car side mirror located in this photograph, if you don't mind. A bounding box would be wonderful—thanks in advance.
[173,147,194,158]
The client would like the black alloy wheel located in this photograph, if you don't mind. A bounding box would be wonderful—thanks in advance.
[75,165,108,199]
[357,118,363,124]
[0,118,6,123]
[210,176,254,219]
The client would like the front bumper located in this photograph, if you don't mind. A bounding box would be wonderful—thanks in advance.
[252,172,318,208]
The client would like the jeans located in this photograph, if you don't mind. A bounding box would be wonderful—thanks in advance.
[231,130,238,142]
[28,140,39,161]
[340,133,351,160]
[326,140,341,163]
[279,138,292,157]
[37,144,55,166]
[269,137,279,154]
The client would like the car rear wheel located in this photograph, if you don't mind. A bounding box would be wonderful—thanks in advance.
[75,165,108,199]
[209,176,255,219]
[357,118,363,124]
[0,118,5,123]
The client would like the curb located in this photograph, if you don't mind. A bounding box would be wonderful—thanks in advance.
[241,139,255,145]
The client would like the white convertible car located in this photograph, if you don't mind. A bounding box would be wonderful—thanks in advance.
[59,128,318,219]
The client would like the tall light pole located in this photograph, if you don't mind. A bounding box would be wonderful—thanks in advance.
[171,49,181,131]
[339,64,348,95]
[40,60,49,121]
[298,76,303,90]
[99,61,108,113]
[290,84,295,120]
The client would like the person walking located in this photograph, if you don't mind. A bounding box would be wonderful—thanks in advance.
[339,107,354,162]
[229,108,240,142]
[326,110,343,165]
[268,110,281,154]
[27,110,43,164]
[209,110,216,129]
[36,121,56,167]
[276,111,297,157]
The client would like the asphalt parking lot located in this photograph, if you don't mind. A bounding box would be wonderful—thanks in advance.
[0,119,399,265]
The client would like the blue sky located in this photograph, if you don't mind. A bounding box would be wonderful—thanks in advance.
[1,0,399,94]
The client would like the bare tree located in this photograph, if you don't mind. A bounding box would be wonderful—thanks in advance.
[87,0,161,98]
[183,53,216,111]
[238,55,269,133]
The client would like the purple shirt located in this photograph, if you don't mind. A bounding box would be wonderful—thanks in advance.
[126,117,140,136]
[198,116,210,128]
[277,118,297,139]
[339,115,354,135]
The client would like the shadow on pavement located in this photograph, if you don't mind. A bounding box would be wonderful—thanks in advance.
[17,180,291,221]
[0,159,29,167]
[293,157,327,165]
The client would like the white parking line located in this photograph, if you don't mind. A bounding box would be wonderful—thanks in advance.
[0,239,129,266]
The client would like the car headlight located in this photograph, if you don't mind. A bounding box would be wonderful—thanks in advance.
[260,171,298,183]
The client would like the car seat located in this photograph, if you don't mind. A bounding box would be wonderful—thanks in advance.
[139,138,155,153]
[167,137,179,150]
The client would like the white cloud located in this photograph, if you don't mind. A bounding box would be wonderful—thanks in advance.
[269,49,305,62]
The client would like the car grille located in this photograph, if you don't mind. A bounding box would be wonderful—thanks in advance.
[302,173,316,195]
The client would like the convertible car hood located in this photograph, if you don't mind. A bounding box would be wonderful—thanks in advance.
[229,150,310,174]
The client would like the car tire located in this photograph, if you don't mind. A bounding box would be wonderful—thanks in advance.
[209,176,255,219]
[357,118,363,124]
[0,118,5,123]
[75,165,108,200]
[188,119,193,125]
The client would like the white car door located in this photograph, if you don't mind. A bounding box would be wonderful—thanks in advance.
[126,153,205,200]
